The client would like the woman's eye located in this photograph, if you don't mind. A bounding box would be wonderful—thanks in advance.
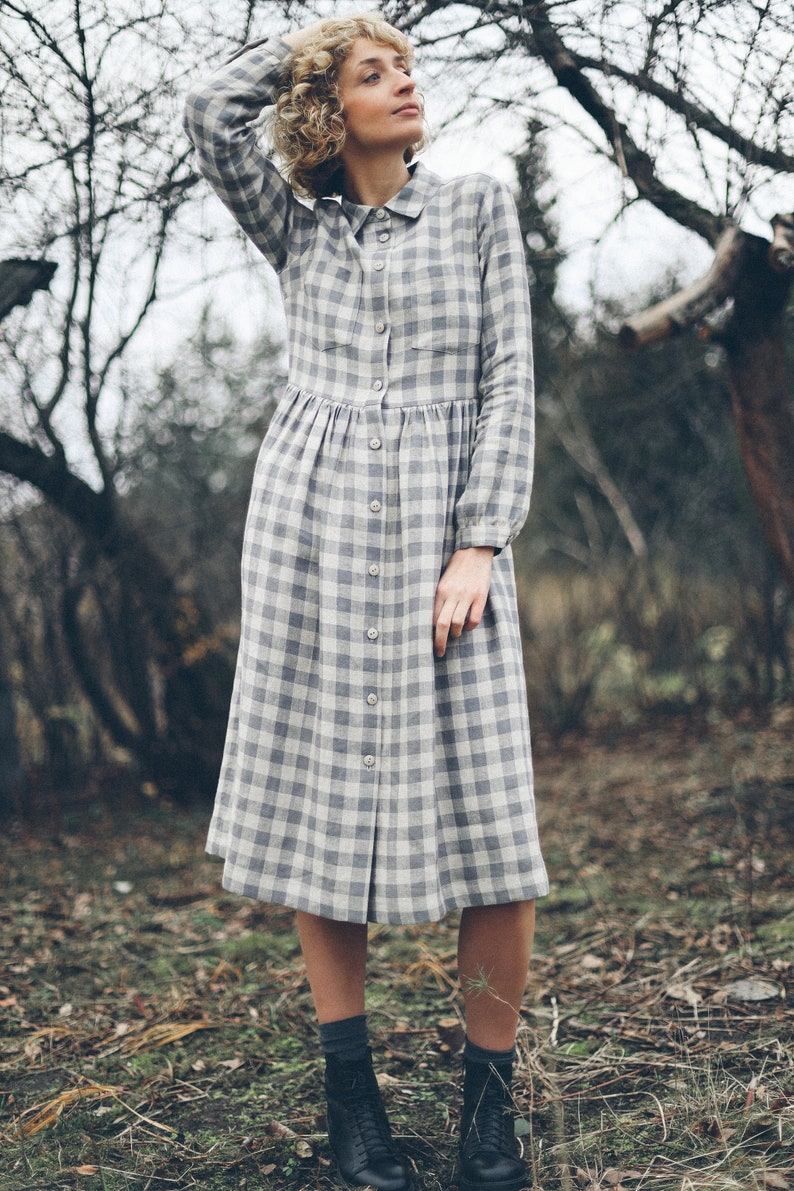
[364,72,379,83]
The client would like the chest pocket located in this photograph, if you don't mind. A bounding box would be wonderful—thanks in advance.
[410,265,480,353]
[302,257,361,349]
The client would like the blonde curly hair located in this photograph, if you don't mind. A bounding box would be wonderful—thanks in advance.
[272,14,425,200]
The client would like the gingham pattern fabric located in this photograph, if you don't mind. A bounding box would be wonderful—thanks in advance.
[184,37,548,924]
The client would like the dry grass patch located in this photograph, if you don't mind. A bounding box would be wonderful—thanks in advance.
[1,707,792,1189]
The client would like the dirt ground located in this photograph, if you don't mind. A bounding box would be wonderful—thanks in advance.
[1,705,793,1190]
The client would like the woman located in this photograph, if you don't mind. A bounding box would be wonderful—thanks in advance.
[184,14,548,1191]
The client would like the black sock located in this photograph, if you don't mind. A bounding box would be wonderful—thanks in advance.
[319,1014,369,1063]
[463,1036,516,1067]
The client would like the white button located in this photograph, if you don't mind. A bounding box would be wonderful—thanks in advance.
[366,692,378,706]
[368,563,380,576]
[378,232,390,242]
[367,627,379,641]
[375,208,386,220]
[372,379,383,391]
[369,499,382,512]
[375,321,385,333]
[363,754,376,768]
[369,437,381,450]
[374,260,384,271]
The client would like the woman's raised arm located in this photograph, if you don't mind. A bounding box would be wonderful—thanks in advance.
[184,36,302,272]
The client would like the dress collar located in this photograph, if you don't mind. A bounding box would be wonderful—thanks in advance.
[317,162,442,234]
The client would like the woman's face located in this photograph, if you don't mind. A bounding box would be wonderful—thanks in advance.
[336,38,423,159]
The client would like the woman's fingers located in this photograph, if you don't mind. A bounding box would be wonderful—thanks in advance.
[433,599,466,656]
[465,590,488,631]
[433,547,494,657]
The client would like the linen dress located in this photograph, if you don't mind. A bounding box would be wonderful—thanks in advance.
[184,36,549,925]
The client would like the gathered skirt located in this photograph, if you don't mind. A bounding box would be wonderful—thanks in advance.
[206,384,548,924]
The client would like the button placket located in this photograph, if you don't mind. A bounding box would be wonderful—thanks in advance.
[362,407,385,779]
[364,211,391,405]
[359,208,392,778]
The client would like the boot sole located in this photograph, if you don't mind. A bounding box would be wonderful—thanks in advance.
[334,1160,414,1191]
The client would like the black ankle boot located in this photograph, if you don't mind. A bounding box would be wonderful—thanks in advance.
[459,1058,527,1191]
[324,1050,413,1191]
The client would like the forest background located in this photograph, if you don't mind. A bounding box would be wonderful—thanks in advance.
[0,2,792,1189]
[0,0,792,799]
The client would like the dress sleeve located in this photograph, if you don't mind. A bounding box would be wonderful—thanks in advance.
[453,178,535,554]
[183,36,299,273]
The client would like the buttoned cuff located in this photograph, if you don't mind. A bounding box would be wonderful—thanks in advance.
[454,521,513,554]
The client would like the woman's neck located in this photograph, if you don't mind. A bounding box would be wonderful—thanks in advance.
[341,151,412,208]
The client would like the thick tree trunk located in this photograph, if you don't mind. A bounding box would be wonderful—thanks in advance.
[620,218,794,598]
[0,435,233,800]
[723,235,794,595]
[0,260,232,801]
[62,532,234,801]
[0,259,57,812]
[518,4,794,594]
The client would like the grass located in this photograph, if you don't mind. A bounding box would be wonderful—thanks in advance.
[1,704,792,1190]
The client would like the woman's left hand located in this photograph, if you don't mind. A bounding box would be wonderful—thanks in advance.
[432,547,494,658]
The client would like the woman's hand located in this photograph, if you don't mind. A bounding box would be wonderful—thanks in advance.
[433,547,494,658]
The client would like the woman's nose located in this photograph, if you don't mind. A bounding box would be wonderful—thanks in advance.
[395,73,416,94]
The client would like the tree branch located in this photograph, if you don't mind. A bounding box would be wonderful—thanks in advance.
[39,165,201,253]
[618,224,746,348]
[0,432,114,543]
[521,1,724,246]
[572,53,794,176]
[0,1,85,83]
[619,211,794,348]
[61,579,143,753]
[548,389,649,558]
[95,178,175,396]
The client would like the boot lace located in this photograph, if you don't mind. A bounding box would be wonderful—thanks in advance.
[463,1073,518,1156]
[347,1073,400,1161]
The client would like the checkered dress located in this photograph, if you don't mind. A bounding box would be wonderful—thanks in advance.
[184,37,548,924]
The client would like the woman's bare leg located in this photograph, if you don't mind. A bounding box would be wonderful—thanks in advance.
[295,910,368,1023]
[457,900,536,1049]
[297,912,411,1188]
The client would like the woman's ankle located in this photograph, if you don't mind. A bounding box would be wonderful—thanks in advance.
[319,1013,370,1063]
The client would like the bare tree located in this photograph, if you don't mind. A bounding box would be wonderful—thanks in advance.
[373,0,794,591]
[620,219,794,594]
[2,0,791,793]
[0,259,58,809]
[0,1,241,797]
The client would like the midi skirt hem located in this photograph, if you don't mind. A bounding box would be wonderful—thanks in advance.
[207,847,550,926]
